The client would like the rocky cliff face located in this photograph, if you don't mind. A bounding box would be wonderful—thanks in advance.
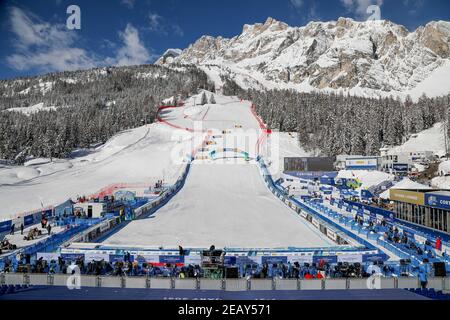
[159,17,450,94]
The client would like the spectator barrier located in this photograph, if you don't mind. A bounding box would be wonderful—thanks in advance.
[254,155,387,262]
[2,273,448,292]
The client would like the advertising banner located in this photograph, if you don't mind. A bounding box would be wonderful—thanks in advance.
[84,252,110,262]
[223,256,237,266]
[288,255,313,264]
[159,255,185,264]
[185,255,202,266]
[390,190,425,206]
[313,255,338,264]
[392,163,409,172]
[0,220,12,233]
[312,218,319,228]
[109,254,125,263]
[345,158,378,170]
[37,252,60,262]
[327,229,337,241]
[24,214,34,226]
[337,254,363,263]
[425,193,450,211]
[61,253,85,262]
[261,256,288,265]
[363,254,386,263]
[134,254,158,263]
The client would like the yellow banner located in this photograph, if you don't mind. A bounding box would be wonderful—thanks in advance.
[390,189,425,206]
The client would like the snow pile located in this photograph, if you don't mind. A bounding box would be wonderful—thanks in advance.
[438,161,450,176]
[5,103,57,115]
[380,178,432,199]
[337,170,395,189]
[409,61,450,100]
[388,122,446,157]
[432,176,450,189]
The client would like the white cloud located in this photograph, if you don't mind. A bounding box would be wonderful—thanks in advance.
[6,7,154,72]
[6,7,98,72]
[149,12,165,33]
[121,0,135,9]
[290,0,304,9]
[403,0,425,14]
[172,24,184,37]
[340,0,384,18]
[147,11,184,37]
[112,24,153,66]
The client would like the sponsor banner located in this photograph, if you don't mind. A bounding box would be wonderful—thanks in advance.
[24,214,34,226]
[248,256,262,265]
[99,221,110,233]
[224,256,237,266]
[345,158,378,170]
[313,255,338,264]
[312,218,319,228]
[109,254,125,263]
[159,255,184,265]
[134,254,159,263]
[0,220,12,233]
[299,210,307,218]
[425,193,450,211]
[390,190,425,206]
[84,252,110,262]
[337,254,363,263]
[60,253,85,262]
[363,254,386,263]
[288,255,313,264]
[261,256,288,265]
[327,229,337,241]
[392,163,409,172]
[37,252,60,262]
[185,255,202,266]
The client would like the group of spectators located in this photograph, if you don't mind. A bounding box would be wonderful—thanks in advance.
[1,253,419,280]
[383,226,437,260]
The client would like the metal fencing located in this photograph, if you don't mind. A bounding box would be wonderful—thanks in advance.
[1,273,449,292]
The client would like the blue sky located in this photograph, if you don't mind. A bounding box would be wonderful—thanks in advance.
[1,0,449,79]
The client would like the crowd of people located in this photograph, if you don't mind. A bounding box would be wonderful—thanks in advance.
[1,252,432,281]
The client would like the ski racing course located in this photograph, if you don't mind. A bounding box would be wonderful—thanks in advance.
[103,95,335,249]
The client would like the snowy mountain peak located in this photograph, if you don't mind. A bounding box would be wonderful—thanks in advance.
[160,17,450,98]
[155,48,183,64]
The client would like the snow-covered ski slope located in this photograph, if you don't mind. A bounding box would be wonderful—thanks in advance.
[0,124,191,219]
[104,93,332,249]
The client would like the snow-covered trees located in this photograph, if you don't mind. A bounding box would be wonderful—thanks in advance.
[0,64,211,163]
[224,79,450,157]
[209,94,216,104]
[200,92,208,105]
